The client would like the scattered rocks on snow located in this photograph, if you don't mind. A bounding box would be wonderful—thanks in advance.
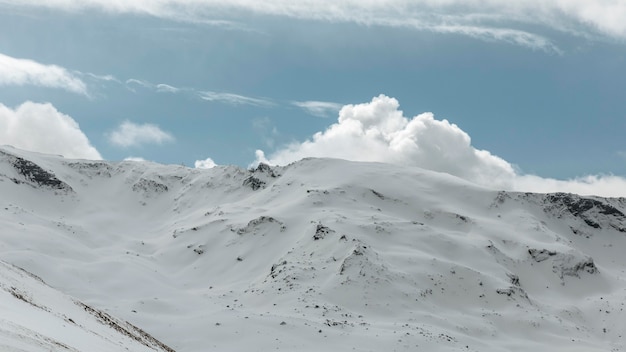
[496,286,529,301]
[235,216,286,235]
[528,248,598,281]
[66,161,113,178]
[132,178,169,195]
[553,254,598,280]
[313,224,334,240]
[77,302,176,352]
[270,260,288,279]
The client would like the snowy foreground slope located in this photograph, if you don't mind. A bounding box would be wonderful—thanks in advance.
[0,145,625,352]
[0,260,174,352]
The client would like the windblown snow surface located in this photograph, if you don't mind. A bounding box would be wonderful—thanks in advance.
[0,145,625,351]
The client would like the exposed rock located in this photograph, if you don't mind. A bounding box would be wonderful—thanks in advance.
[530,248,598,281]
[9,156,72,191]
[528,248,557,262]
[553,254,598,279]
[543,193,626,232]
[236,216,286,235]
[507,273,520,286]
[254,163,277,177]
[496,286,529,302]
[243,176,266,191]
[313,224,334,240]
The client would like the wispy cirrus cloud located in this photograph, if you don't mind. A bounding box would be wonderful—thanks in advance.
[293,100,343,118]
[124,78,271,107]
[107,120,174,148]
[4,1,626,52]
[0,52,88,95]
[156,83,180,93]
[198,91,273,107]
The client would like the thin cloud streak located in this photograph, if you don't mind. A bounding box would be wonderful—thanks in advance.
[122,78,272,107]
[198,91,274,107]
[4,1,626,51]
[293,101,343,118]
[156,83,180,93]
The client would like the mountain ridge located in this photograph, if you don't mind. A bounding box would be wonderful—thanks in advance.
[0,146,624,351]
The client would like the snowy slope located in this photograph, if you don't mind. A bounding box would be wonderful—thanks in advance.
[0,259,174,352]
[1,145,625,352]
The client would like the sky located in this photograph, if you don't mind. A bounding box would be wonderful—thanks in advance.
[1,0,626,196]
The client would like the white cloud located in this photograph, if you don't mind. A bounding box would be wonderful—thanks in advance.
[0,101,101,159]
[512,174,626,198]
[256,94,626,197]
[194,157,217,169]
[108,121,174,148]
[293,101,343,118]
[259,94,515,188]
[0,52,88,95]
[123,78,271,106]
[83,72,120,83]
[156,83,180,93]
[5,1,626,51]
[125,78,153,92]
[123,156,148,162]
[198,91,273,107]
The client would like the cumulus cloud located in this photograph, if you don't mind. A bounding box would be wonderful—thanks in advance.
[5,1,626,51]
[259,94,515,188]
[0,52,88,95]
[0,101,101,159]
[293,101,343,118]
[108,121,174,148]
[256,94,626,197]
[194,157,217,169]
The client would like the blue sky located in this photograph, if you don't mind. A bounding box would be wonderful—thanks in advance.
[1,1,626,196]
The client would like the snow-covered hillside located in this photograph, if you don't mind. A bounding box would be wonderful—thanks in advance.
[1,145,625,351]
[0,259,174,352]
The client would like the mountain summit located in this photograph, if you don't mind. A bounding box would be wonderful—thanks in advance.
[1,146,624,351]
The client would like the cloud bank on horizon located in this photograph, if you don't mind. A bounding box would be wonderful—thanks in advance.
[2,0,626,52]
[0,95,625,197]
[254,94,626,197]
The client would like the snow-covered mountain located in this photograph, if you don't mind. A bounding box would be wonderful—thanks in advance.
[1,145,625,352]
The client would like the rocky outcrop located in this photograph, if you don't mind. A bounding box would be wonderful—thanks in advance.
[543,193,626,231]
[1,151,72,192]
